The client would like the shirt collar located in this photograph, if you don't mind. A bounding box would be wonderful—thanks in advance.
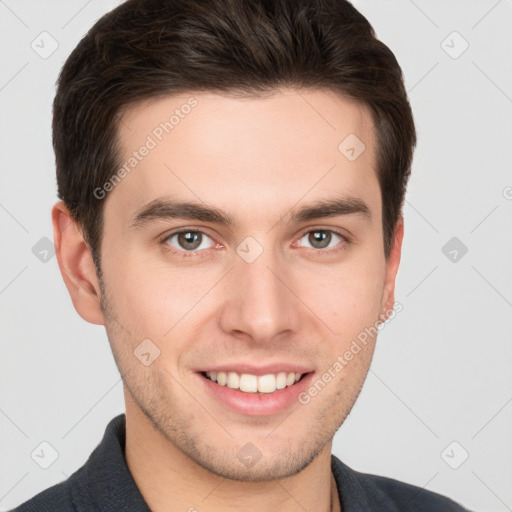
[69,413,151,511]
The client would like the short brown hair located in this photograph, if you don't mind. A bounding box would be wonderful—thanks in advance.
[53,0,416,268]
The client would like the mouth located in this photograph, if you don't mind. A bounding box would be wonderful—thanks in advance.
[197,369,315,416]
[200,370,308,394]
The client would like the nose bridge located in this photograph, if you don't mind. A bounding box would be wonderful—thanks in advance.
[219,235,297,340]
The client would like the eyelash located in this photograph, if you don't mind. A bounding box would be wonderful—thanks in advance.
[159,227,350,259]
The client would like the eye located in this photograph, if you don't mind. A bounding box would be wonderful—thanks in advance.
[297,229,346,251]
[164,230,215,254]
[160,227,348,259]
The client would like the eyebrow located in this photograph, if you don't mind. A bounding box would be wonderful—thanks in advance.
[130,195,371,229]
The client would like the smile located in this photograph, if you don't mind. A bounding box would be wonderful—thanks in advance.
[198,370,314,416]
[202,371,304,394]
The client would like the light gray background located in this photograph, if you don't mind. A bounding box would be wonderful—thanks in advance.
[1,1,511,510]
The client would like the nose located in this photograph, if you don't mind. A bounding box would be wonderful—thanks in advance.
[218,241,300,344]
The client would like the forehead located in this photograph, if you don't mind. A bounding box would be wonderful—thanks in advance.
[110,88,380,228]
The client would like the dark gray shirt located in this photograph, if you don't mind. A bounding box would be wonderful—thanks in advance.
[9,414,472,511]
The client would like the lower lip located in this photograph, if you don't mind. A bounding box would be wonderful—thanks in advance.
[197,372,315,416]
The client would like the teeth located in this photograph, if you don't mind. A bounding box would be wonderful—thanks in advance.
[239,373,258,393]
[205,371,304,393]
[276,372,287,389]
[257,374,276,393]
[227,372,239,389]
[217,372,227,386]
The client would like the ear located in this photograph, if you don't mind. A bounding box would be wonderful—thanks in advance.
[379,216,404,323]
[52,201,105,325]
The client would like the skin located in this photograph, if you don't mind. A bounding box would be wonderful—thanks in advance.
[53,88,403,512]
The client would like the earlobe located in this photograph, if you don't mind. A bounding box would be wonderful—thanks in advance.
[52,201,106,325]
[379,216,404,323]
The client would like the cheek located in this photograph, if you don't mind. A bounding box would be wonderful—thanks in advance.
[104,251,216,338]
[295,257,384,337]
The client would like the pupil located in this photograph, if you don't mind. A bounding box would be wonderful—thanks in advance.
[180,231,200,250]
[310,231,330,249]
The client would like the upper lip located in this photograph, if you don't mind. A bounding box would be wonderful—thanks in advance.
[197,363,314,376]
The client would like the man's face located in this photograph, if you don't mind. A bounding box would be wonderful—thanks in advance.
[94,88,400,481]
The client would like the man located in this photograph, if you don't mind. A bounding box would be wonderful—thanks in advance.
[11,0,472,510]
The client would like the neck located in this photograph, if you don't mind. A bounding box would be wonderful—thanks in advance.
[124,402,339,512]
